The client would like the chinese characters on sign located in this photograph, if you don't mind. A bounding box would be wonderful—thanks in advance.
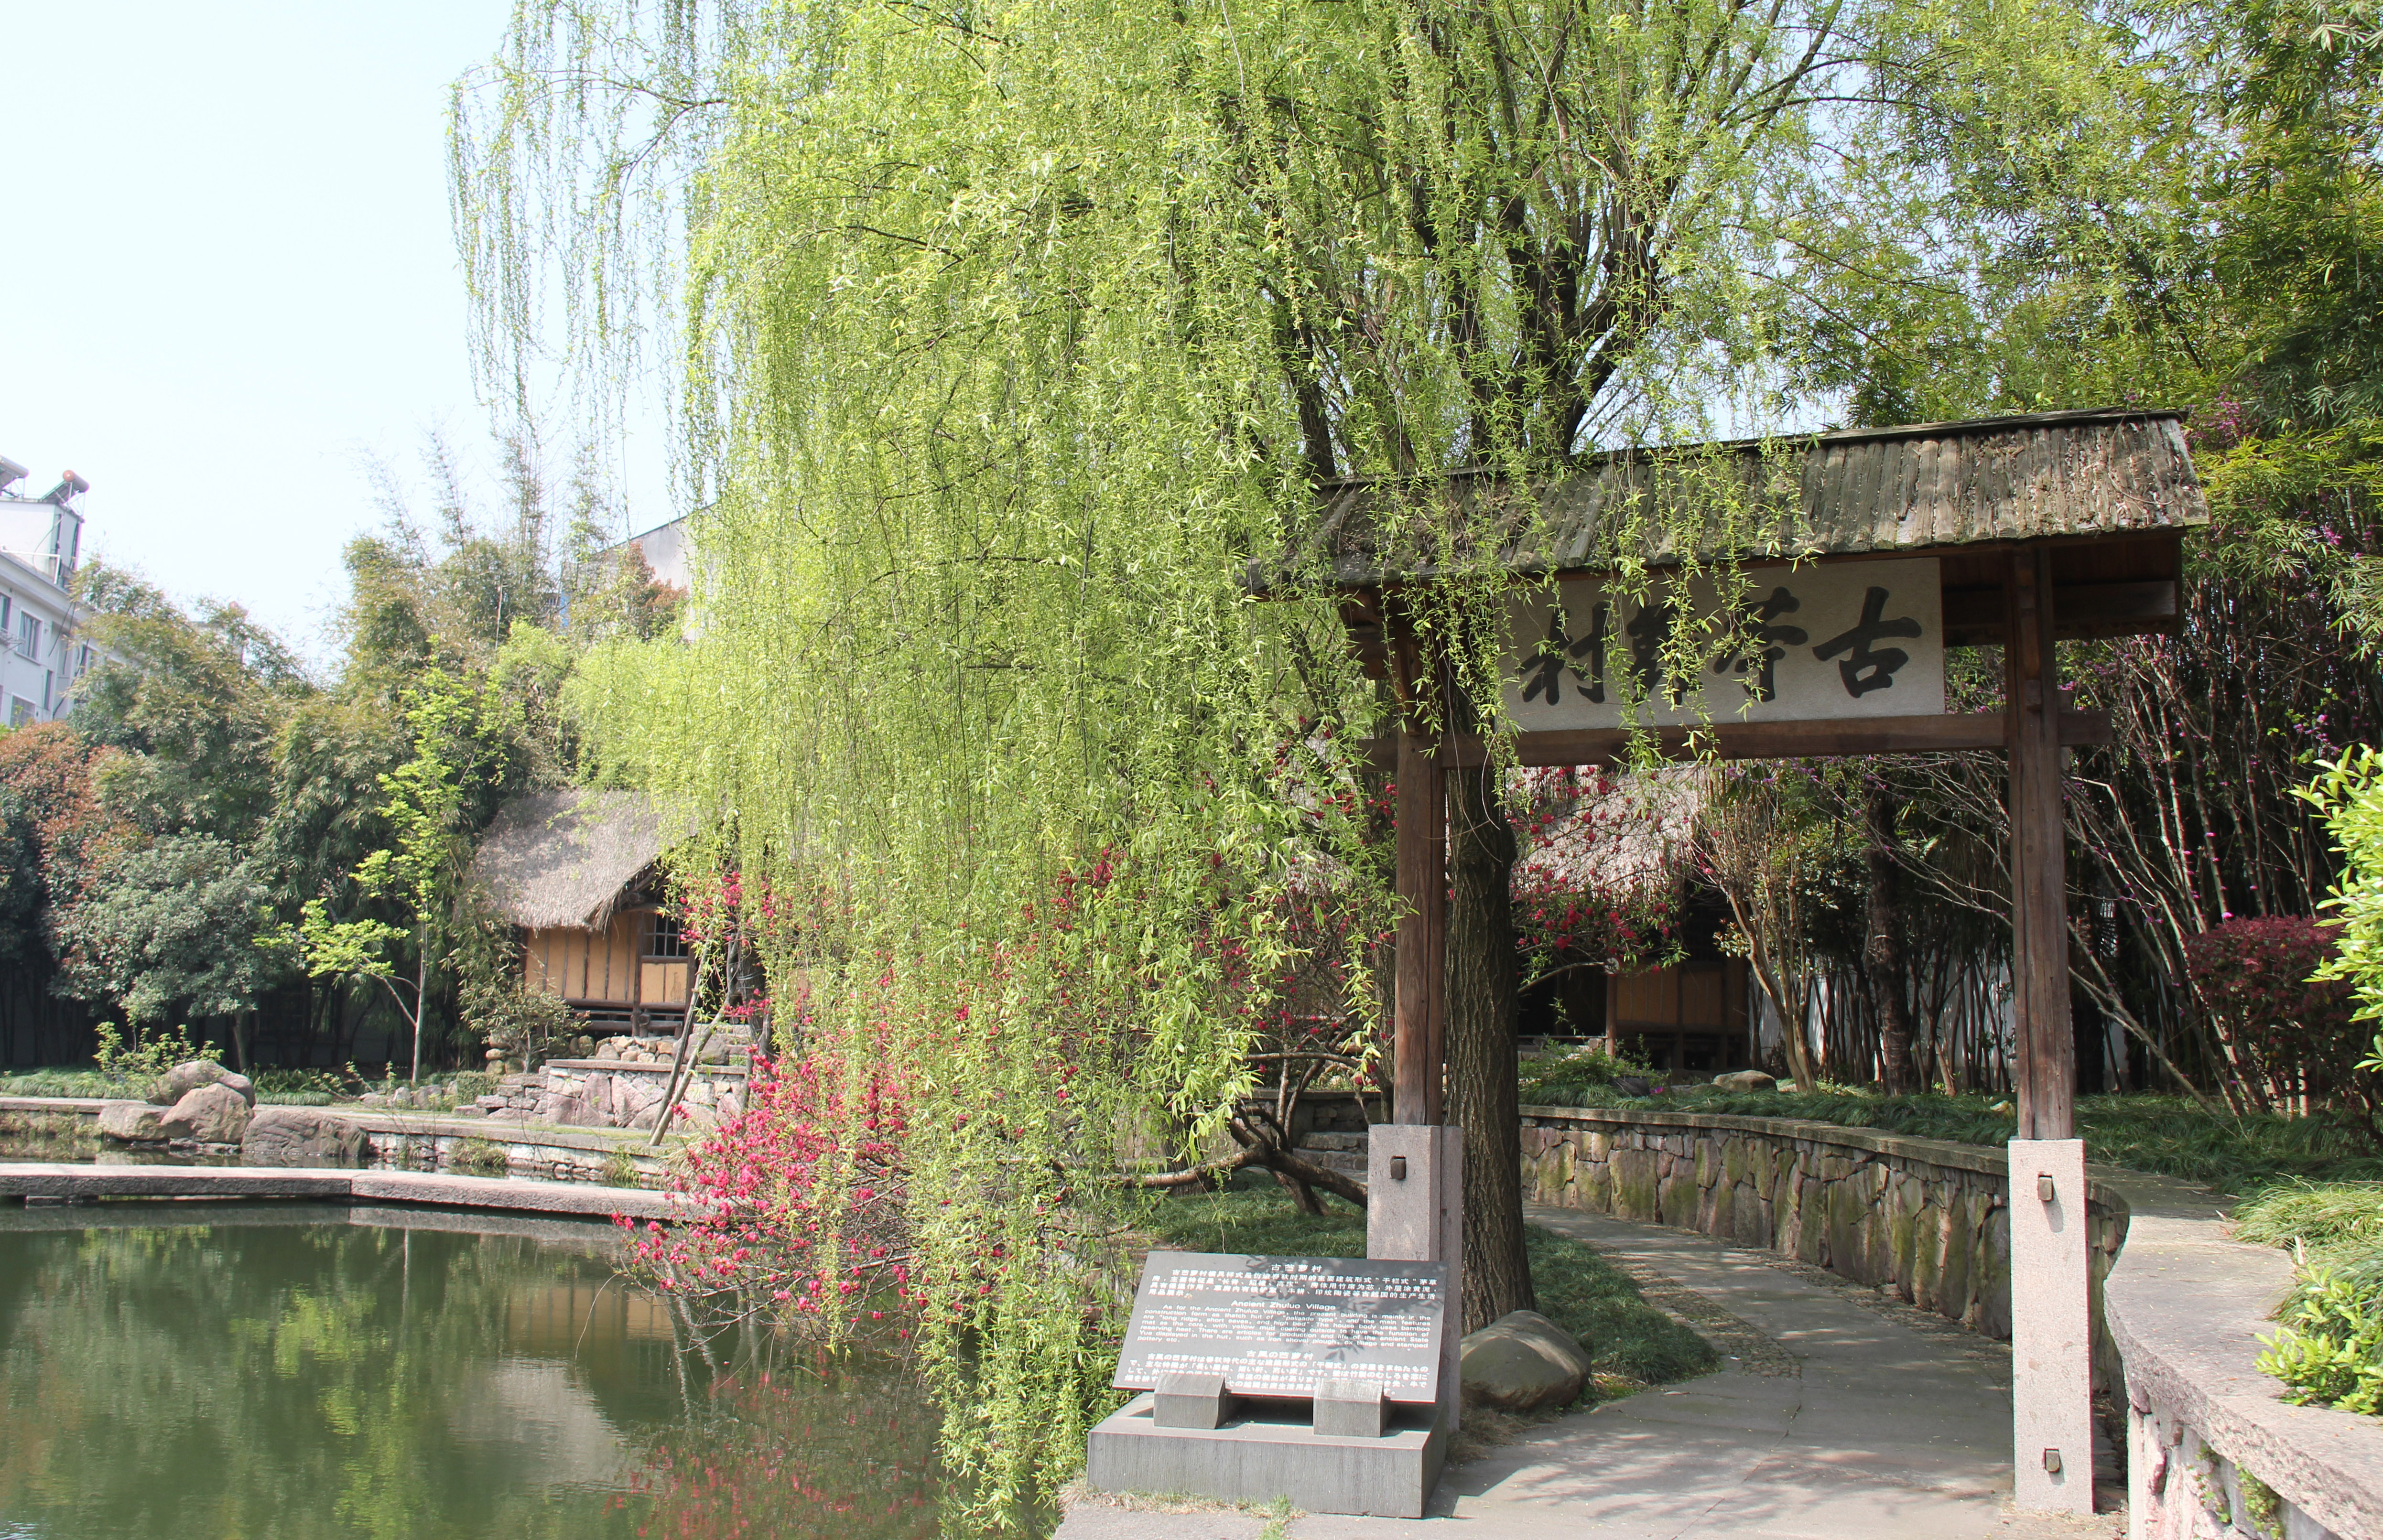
[1502,558,1945,728]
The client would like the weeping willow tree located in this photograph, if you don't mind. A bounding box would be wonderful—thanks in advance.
[452,0,2179,1516]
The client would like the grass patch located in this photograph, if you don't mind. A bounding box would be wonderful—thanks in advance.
[0,1068,127,1099]
[1518,1081,2383,1195]
[4,1065,357,1106]
[602,1146,645,1188]
[2237,1181,2383,1296]
[450,1136,511,1177]
[1141,1186,1715,1400]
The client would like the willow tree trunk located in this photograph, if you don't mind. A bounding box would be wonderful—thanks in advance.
[1446,758,1535,1334]
[1866,785,1917,1094]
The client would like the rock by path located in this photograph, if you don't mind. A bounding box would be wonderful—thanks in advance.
[1058,1205,2125,1540]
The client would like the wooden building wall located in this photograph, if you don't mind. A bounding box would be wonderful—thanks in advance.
[521,908,693,1016]
[1606,959,1752,1075]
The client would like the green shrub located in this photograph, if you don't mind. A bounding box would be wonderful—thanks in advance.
[451,1071,496,1101]
[1518,1041,1651,1103]
[251,1067,353,1098]
[602,1146,645,1188]
[2236,1182,2383,1414]
[91,1022,200,1094]
[2259,1271,2383,1414]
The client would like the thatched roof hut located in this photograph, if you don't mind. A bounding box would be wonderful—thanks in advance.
[471,788,667,932]
[1514,767,1703,897]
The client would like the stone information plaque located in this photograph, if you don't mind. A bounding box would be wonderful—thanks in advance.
[1113,1251,1448,1405]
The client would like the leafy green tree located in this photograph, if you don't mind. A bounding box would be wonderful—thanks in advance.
[70,561,311,841]
[283,668,518,1083]
[21,568,315,1047]
[0,723,130,1058]
[50,834,282,1041]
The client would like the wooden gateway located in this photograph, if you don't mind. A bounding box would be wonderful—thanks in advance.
[1256,407,2210,1515]
[469,788,695,1034]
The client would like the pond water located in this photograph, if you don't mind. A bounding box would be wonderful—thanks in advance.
[0,1203,942,1539]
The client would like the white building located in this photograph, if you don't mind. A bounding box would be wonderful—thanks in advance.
[0,455,92,728]
[615,514,691,593]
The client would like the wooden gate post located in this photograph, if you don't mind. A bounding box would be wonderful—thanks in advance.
[1393,718,1448,1126]
[2003,544,2076,1142]
[2003,543,2093,1513]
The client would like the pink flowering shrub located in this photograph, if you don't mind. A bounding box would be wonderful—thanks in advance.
[621,1051,917,1329]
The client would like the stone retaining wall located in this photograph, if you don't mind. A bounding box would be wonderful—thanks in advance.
[345,1113,671,1188]
[538,1059,746,1132]
[1511,1105,2132,1395]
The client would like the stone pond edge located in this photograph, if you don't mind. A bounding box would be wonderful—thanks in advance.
[0,1161,688,1222]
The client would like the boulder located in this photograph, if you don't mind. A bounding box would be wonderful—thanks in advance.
[150,1059,251,1106]
[1613,1074,1656,1099]
[1460,1310,1592,1412]
[1712,1069,1777,1093]
[614,1076,666,1120]
[242,1107,368,1168]
[97,1100,169,1142]
[158,1059,255,1106]
[160,1082,251,1144]
[594,1038,621,1060]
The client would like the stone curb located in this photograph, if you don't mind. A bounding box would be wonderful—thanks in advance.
[0,1096,112,1116]
[0,1160,689,1222]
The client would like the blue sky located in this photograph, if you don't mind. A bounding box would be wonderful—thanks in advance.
[1,2,671,666]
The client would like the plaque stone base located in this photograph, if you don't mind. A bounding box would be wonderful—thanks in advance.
[1086,1393,1449,1518]
[1312,1378,1387,1438]
[1153,1371,1231,1430]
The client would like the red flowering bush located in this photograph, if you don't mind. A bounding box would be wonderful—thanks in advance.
[1510,766,1687,983]
[622,1051,916,1329]
[2186,916,2370,1119]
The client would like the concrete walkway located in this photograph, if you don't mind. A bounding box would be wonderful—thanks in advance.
[1059,1205,2123,1540]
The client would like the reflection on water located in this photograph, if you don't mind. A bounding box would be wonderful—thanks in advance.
[0,1205,942,1539]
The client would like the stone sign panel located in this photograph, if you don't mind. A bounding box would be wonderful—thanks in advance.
[1114,1251,1449,1405]
[1503,556,1945,729]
